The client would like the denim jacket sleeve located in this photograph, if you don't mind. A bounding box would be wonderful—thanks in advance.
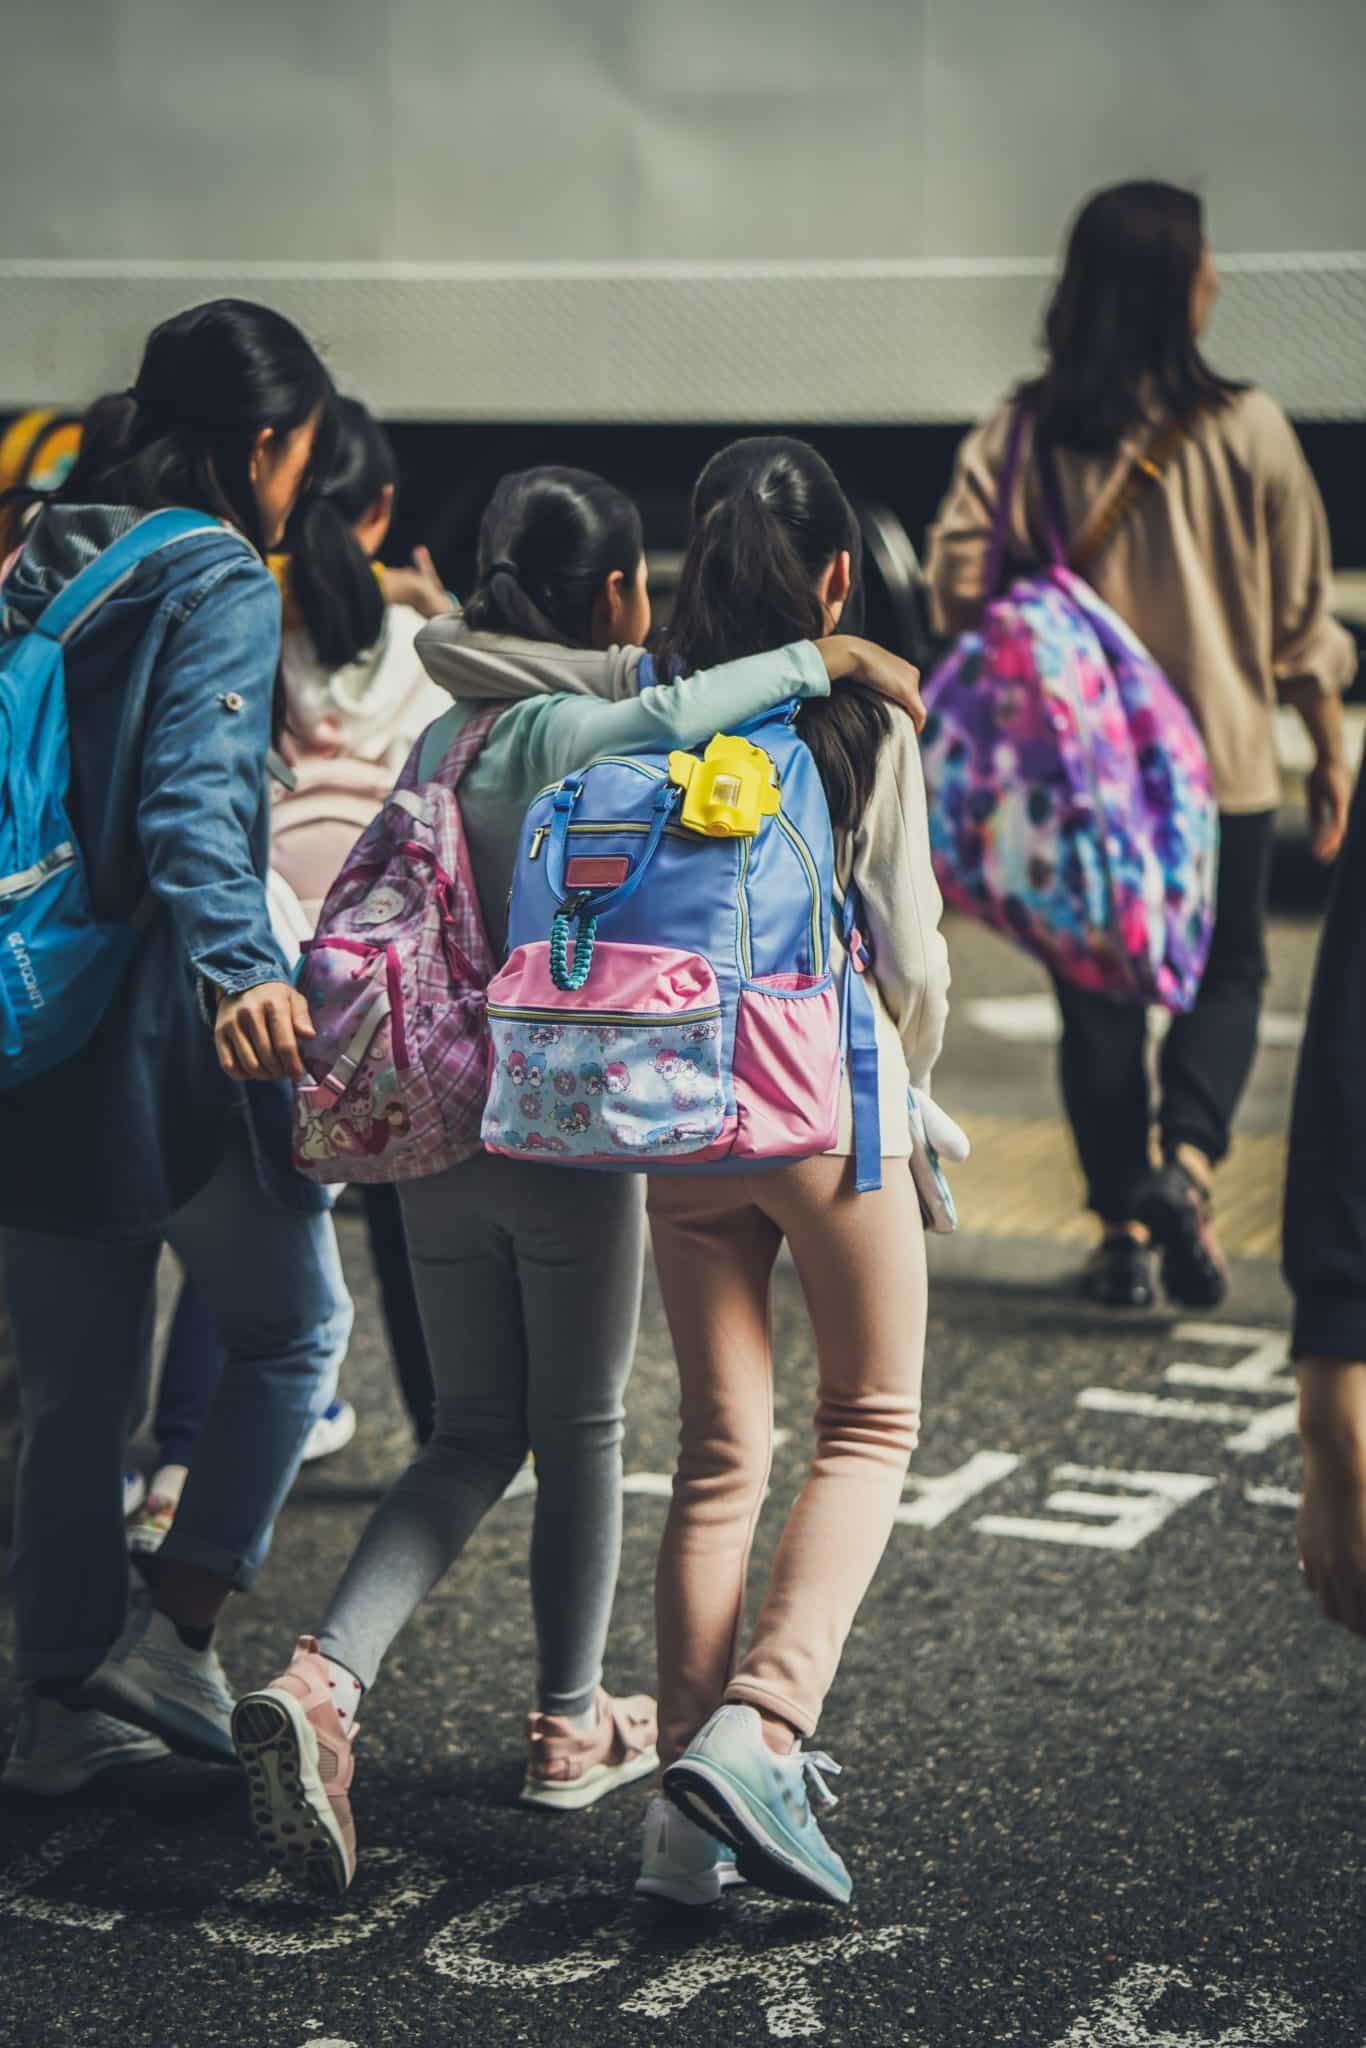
[135,556,291,998]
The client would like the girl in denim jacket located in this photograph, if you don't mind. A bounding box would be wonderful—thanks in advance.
[0,301,355,1798]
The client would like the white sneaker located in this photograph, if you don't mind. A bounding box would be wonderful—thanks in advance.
[2,1692,169,1795]
[84,1601,236,1764]
[301,1398,357,1464]
[635,1793,746,1907]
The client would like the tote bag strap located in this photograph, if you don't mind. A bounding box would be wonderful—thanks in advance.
[1065,413,1196,573]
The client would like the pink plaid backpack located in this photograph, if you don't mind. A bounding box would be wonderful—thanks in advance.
[292,706,501,1184]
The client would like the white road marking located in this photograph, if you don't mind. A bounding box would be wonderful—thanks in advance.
[895,1450,1022,1528]
[1079,1323,1296,1456]
[506,1432,793,1503]
[1049,1962,1305,2045]
[977,1466,1215,1551]
[1245,1484,1302,1511]
[964,996,1302,1049]
[424,1874,918,2039]
[1076,1387,1299,1455]
[621,1899,920,2038]
[424,1876,632,1989]
[196,1848,445,1956]
[0,1815,124,1932]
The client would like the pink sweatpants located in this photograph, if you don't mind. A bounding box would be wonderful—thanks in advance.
[647,1154,926,1765]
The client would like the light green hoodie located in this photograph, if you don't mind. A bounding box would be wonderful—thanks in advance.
[414,616,829,954]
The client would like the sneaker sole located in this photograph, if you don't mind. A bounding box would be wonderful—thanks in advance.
[663,1759,851,1907]
[634,1862,745,1908]
[520,1744,659,1811]
[233,1691,354,1899]
[82,1666,236,1766]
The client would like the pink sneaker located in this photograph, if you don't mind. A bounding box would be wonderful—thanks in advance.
[521,1688,659,1811]
[232,1637,358,1896]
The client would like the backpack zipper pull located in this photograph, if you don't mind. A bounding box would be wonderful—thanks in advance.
[529,826,549,860]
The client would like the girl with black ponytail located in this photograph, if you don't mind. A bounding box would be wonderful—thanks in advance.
[642,436,953,1908]
[133,398,450,1564]
[235,462,925,1898]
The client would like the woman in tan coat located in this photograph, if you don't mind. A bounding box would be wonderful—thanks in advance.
[927,180,1355,1312]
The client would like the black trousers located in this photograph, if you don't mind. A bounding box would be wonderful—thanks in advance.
[1285,764,1366,1358]
[1053,810,1275,1224]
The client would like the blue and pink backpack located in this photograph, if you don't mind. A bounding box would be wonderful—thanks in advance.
[482,675,882,1189]
[920,406,1218,1011]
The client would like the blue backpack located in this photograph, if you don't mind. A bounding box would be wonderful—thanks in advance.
[482,688,883,1189]
[0,510,228,1090]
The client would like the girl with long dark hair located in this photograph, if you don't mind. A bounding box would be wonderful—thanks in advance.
[0,300,355,1797]
[233,461,926,1898]
[928,180,1355,1311]
[127,397,449,1557]
[633,435,949,1909]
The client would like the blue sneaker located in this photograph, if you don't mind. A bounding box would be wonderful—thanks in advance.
[635,1793,746,1908]
[662,1704,851,1906]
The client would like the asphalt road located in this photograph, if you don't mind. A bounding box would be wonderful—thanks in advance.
[2,906,1362,2048]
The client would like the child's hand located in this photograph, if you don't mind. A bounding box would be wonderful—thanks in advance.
[816,636,926,731]
[215,981,315,1083]
[380,547,455,620]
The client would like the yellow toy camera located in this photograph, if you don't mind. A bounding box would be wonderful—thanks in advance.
[667,733,781,838]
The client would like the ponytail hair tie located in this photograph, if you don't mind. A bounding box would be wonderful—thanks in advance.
[488,558,519,582]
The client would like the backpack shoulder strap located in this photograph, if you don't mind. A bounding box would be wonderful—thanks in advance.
[432,700,504,789]
[403,700,503,795]
[32,510,239,646]
[1067,414,1195,574]
[839,883,882,1194]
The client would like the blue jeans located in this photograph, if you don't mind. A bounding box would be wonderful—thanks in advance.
[4,1127,353,1683]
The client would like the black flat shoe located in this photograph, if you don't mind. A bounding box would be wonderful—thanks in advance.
[1079,1236,1156,1310]
[1135,1163,1229,1311]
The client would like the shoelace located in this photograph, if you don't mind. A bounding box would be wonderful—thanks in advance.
[797,1750,842,1812]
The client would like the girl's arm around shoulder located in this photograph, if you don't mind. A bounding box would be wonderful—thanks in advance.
[524,637,925,791]
[852,709,951,1091]
[526,640,831,789]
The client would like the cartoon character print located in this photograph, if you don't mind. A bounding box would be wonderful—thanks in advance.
[529,1023,563,1048]
[553,1068,578,1097]
[519,1093,544,1121]
[506,1049,529,1086]
[525,1058,544,1090]
[523,1131,568,1155]
[580,1062,605,1096]
[652,1048,686,1080]
[682,1019,719,1044]
[595,1025,620,1048]
[554,1100,593,1138]
[603,1062,631,1095]
[351,1098,412,1157]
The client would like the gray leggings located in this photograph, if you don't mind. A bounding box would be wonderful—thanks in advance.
[318,1154,645,1717]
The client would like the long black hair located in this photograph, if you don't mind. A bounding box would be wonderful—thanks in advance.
[658,436,887,833]
[462,466,643,648]
[41,299,333,552]
[1020,181,1243,452]
[286,396,394,669]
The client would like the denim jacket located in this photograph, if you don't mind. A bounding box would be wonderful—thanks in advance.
[0,505,327,1238]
